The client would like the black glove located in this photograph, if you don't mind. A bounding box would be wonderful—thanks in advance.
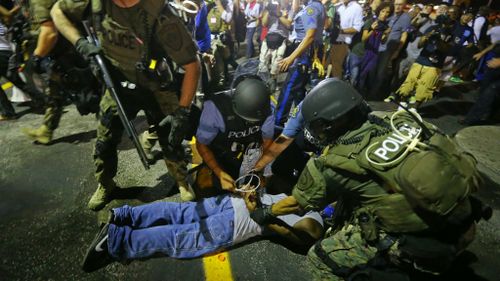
[28,55,51,74]
[250,205,275,225]
[160,107,191,148]
[75,37,101,60]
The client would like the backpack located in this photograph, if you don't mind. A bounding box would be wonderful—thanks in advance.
[327,4,341,44]
[207,6,224,33]
[325,111,480,232]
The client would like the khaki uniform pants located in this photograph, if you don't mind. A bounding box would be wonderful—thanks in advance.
[94,87,186,187]
[396,63,441,102]
[329,43,349,79]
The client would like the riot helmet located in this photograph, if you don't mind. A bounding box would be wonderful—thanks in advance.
[232,74,271,122]
[302,79,371,143]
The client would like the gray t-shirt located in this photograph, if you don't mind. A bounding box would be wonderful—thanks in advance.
[230,193,323,244]
[379,12,411,52]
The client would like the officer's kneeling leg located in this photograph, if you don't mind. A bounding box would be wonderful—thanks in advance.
[307,224,380,281]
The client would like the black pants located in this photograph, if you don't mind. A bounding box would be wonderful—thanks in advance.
[369,41,400,100]
[464,68,500,124]
[0,50,15,117]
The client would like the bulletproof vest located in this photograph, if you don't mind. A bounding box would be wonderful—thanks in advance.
[322,111,480,233]
[208,91,265,178]
[92,0,169,89]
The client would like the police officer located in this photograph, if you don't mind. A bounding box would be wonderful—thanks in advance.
[274,0,325,127]
[21,0,90,144]
[51,0,201,210]
[251,79,485,280]
[195,76,274,193]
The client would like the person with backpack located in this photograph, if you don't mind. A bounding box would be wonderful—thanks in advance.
[258,0,291,92]
[249,79,487,281]
[51,0,201,210]
[208,0,239,85]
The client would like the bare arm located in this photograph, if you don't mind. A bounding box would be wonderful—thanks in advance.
[271,195,302,216]
[267,217,323,245]
[51,1,83,45]
[33,21,58,57]
[196,141,224,177]
[279,28,315,72]
[341,27,358,35]
[473,43,495,60]
[278,14,292,28]
[0,4,20,23]
[392,31,408,59]
[261,9,269,27]
[254,134,294,171]
[179,59,200,108]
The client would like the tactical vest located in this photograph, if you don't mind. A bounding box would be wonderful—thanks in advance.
[207,6,230,33]
[208,91,265,178]
[322,111,480,233]
[91,0,172,89]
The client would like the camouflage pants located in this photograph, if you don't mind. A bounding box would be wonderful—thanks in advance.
[94,86,186,187]
[41,72,65,131]
[307,224,399,281]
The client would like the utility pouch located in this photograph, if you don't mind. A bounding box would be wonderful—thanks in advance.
[357,211,379,244]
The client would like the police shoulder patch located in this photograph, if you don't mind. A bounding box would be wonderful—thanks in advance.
[306,7,315,16]
[289,106,299,118]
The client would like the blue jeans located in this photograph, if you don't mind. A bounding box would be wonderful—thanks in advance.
[108,195,234,260]
[246,27,257,58]
[349,53,362,88]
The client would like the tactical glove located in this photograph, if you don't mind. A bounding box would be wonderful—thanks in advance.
[160,107,191,148]
[250,204,275,225]
[75,37,101,60]
[28,55,51,74]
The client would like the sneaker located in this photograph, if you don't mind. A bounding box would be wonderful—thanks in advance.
[179,183,196,201]
[449,76,464,83]
[82,223,114,272]
[384,94,397,103]
[408,96,417,104]
[88,183,116,211]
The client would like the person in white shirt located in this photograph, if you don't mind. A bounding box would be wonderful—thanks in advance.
[80,191,324,272]
[245,0,262,58]
[329,0,363,78]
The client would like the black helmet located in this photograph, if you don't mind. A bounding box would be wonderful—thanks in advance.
[232,75,271,122]
[302,79,371,143]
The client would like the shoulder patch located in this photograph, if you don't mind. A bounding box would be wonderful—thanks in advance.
[306,7,315,16]
[289,106,299,118]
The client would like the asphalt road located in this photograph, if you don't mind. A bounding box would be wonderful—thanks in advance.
[0,82,499,281]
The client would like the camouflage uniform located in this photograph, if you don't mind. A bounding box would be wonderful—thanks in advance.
[58,0,198,209]
[290,111,479,280]
[23,0,85,143]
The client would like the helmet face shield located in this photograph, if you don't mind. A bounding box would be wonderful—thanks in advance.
[306,118,333,143]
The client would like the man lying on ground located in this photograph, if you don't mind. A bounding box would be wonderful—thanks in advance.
[81,190,324,272]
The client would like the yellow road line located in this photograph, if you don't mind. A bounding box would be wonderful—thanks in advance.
[2,82,13,90]
[203,251,234,281]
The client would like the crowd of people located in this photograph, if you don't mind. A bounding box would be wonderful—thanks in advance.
[0,0,497,280]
